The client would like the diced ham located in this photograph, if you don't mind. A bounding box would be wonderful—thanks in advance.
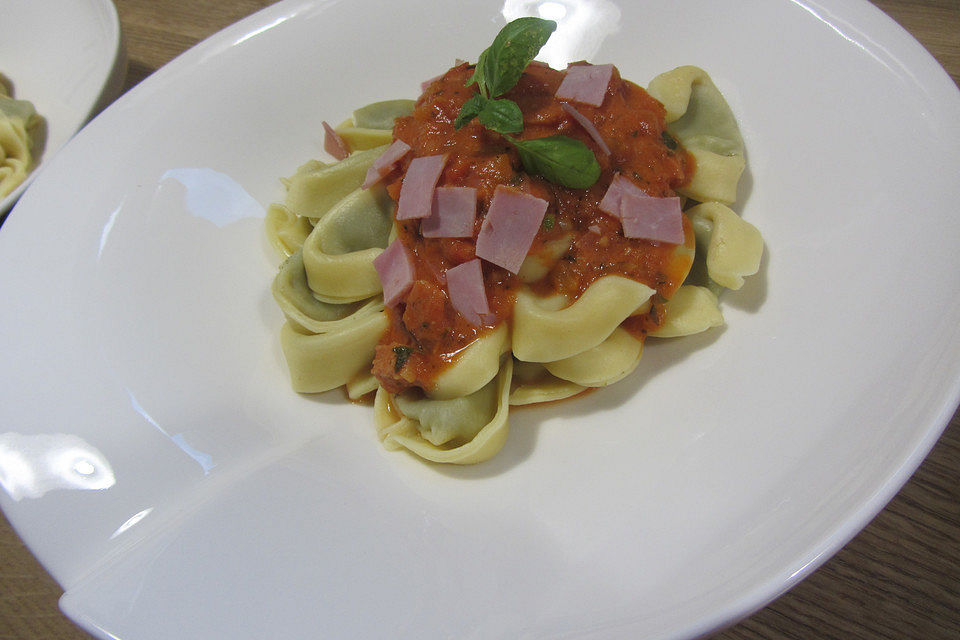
[561,103,611,155]
[475,186,548,273]
[555,63,614,107]
[445,259,491,326]
[420,73,444,92]
[620,193,685,244]
[395,154,448,220]
[599,174,684,244]
[421,186,478,238]
[373,239,416,307]
[362,140,411,189]
[598,174,646,218]
[322,121,349,160]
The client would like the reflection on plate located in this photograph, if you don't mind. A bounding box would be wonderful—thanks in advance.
[0,1,959,639]
[0,0,125,214]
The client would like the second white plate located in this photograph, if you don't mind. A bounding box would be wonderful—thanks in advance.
[0,0,124,213]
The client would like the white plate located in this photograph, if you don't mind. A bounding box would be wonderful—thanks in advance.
[1,1,959,638]
[0,0,124,214]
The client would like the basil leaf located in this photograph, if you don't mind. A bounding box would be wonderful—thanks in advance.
[477,98,523,134]
[455,95,524,134]
[455,93,486,129]
[465,50,489,96]
[468,17,556,99]
[510,135,601,189]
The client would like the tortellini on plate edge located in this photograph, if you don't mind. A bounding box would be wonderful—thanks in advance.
[0,73,46,200]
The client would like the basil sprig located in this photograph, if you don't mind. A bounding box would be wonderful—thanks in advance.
[467,17,556,99]
[455,17,601,190]
[454,93,523,133]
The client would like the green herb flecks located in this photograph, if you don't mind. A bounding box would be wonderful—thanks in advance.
[393,345,412,372]
[455,17,600,190]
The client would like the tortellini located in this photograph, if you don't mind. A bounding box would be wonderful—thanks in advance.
[428,324,510,400]
[512,276,655,362]
[0,74,45,199]
[334,99,416,150]
[648,66,745,206]
[300,184,394,303]
[543,328,644,387]
[687,201,763,291]
[266,64,763,465]
[280,311,388,393]
[509,361,586,406]
[648,285,724,338]
[284,146,387,221]
[375,359,512,465]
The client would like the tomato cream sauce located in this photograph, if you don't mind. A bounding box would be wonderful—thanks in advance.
[372,62,694,394]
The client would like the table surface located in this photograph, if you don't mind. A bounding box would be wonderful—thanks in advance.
[1,1,958,638]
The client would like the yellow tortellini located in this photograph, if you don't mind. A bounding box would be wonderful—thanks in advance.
[512,276,655,362]
[266,64,763,465]
[648,285,724,338]
[428,324,510,400]
[543,328,644,387]
[283,146,386,221]
[509,361,586,406]
[264,203,314,257]
[0,74,45,199]
[687,201,763,291]
[280,311,388,394]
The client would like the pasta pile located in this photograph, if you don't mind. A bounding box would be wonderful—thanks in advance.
[0,74,45,200]
[265,64,762,464]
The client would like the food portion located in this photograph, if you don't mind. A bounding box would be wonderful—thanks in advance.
[265,18,763,464]
[0,73,45,200]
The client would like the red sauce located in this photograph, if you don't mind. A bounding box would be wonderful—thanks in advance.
[372,62,694,394]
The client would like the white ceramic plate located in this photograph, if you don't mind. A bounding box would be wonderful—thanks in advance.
[0,0,124,214]
[1,1,959,638]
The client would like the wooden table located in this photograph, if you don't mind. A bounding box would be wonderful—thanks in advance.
[1,1,958,638]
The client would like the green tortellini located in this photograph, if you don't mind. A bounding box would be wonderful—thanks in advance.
[375,359,513,465]
[301,184,394,303]
[648,66,745,205]
[268,140,395,395]
[353,100,416,129]
[272,249,383,334]
[334,99,416,151]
